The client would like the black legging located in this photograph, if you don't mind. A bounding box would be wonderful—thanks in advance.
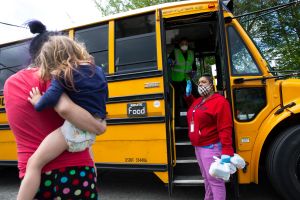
[172,80,187,119]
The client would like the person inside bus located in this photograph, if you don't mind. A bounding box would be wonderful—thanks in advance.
[4,20,105,200]
[184,74,234,200]
[168,37,196,123]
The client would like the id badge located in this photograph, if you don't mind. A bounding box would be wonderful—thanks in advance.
[190,121,194,132]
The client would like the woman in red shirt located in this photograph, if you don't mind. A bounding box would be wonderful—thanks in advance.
[4,20,105,200]
[185,74,234,200]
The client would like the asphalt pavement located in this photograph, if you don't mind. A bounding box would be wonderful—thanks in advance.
[0,167,282,200]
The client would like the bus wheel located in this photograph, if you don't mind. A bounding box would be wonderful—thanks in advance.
[266,125,300,200]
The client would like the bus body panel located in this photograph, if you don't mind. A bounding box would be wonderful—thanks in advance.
[1,1,299,198]
[0,112,8,124]
[107,99,165,118]
[0,129,17,160]
[162,2,218,18]
[281,79,300,105]
[108,77,164,98]
[93,137,168,164]
[250,80,300,183]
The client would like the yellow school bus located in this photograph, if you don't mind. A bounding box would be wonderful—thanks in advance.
[0,0,299,199]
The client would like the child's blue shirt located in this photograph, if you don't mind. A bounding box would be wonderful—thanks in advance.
[35,64,108,119]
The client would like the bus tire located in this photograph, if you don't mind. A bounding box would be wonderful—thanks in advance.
[266,125,300,200]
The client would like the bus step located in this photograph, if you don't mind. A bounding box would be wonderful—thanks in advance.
[175,135,189,142]
[176,157,197,163]
[176,143,195,158]
[175,126,188,131]
[179,110,187,117]
[174,162,200,176]
[173,175,204,186]
[176,141,191,146]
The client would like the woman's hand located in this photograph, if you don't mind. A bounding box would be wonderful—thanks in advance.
[220,155,231,164]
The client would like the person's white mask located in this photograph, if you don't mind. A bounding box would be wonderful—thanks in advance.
[180,45,188,51]
[198,85,212,97]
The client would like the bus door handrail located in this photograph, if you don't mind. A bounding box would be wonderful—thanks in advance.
[169,83,176,166]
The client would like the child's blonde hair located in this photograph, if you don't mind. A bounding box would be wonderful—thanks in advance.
[36,35,92,89]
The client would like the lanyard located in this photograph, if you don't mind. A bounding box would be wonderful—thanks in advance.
[190,98,205,133]
[191,98,206,122]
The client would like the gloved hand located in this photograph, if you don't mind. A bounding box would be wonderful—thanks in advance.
[167,58,174,67]
[186,80,192,96]
[220,155,231,164]
[230,153,246,169]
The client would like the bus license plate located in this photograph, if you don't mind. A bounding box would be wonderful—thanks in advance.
[127,102,147,117]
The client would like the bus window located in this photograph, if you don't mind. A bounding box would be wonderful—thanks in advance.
[75,24,109,73]
[234,87,266,121]
[115,13,157,73]
[227,26,261,76]
[0,42,30,92]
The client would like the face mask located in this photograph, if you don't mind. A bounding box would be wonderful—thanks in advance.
[180,45,188,51]
[198,85,212,97]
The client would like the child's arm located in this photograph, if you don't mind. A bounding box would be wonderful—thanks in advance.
[28,79,64,111]
[28,81,106,135]
[28,87,42,106]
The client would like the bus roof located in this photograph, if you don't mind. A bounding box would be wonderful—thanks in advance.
[1,0,218,46]
[71,0,218,27]
[96,0,217,20]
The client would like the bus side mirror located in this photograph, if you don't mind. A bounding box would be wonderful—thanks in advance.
[223,0,234,13]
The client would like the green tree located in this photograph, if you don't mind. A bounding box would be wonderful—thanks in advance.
[233,0,300,71]
[93,0,299,71]
[93,0,179,16]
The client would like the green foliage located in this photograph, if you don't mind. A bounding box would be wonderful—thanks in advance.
[93,0,299,72]
[233,0,300,71]
[93,0,179,16]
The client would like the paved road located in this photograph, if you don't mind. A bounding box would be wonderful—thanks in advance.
[0,167,282,200]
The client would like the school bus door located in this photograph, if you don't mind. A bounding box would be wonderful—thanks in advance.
[226,18,275,184]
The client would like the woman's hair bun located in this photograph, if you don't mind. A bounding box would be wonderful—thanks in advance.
[27,20,46,34]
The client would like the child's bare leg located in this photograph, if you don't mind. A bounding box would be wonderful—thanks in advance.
[17,128,68,200]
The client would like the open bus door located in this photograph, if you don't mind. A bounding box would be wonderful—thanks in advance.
[158,9,176,196]
[217,0,239,199]
[159,0,239,196]
[217,0,231,96]
[159,9,205,192]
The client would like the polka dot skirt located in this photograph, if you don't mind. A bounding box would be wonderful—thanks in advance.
[34,166,98,200]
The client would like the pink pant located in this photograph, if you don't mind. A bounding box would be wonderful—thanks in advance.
[195,144,226,200]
